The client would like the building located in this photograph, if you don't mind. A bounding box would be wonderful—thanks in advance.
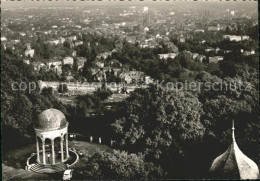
[47,39,60,46]
[205,47,214,52]
[144,76,154,84]
[179,34,185,43]
[194,29,205,33]
[1,36,7,41]
[215,47,220,54]
[67,35,77,41]
[119,73,132,84]
[223,35,250,42]
[144,27,149,33]
[12,39,20,44]
[210,121,259,179]
[32,62,45,71]
[243,50,255,56]
[208,25,220,31]
[96,52,111,60]
[77,57,87,70]
[74,41,83,47]
[19,32,26,36]
[139,43,149,48]
[224,50,232,54]
[192,53,199,60]
[23,59,30,65]
[209,56,224,63]
[26,109,78,173]
[93,70,106,82]
[195,55,206,63]
[63,57,74,65]
[47,60,62,69]
[158,53,177,60]
[25,49,35,58]
[60,37,65,44]
[72,51,77,57]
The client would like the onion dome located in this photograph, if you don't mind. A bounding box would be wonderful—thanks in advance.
[210,120,259,179]
[34,108,68,131]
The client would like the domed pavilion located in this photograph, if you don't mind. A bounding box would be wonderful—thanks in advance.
[210,120,259,179]
[34,108,69,165]
[26,108,79,173]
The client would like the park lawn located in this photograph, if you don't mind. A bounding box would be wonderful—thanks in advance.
[69,140,113,155]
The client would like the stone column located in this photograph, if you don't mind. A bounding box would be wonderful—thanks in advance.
[36,137,40,163]
[60,137,64,162]
[51,139,55,164]
[42,139,46,164]
[65,134,69,159]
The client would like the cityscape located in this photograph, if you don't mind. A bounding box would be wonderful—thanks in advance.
[1,0,259,180]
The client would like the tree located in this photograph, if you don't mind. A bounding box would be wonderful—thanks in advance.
[74,150,164,180]
[57,83,69,93]
[111,85,205,168]
[4,94,33,132]
[82,63,93,82]
[43,43,53,59]
[63,40,71,49]
[93,89,112,102]
[73,58,78,72]
[1,50,70,153]
[62,64,72,77]
[195,72,259,166]
[41,87,54,96]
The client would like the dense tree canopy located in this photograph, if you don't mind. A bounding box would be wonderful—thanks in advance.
[111,85,206,176]
[1,50,67,153]
[74,150,164,180]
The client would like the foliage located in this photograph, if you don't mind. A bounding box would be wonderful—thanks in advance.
[111,85,205,163]
[74,150,165,180]
[93,89,112,101]
[57,83,69,93]
[1,50,67,152]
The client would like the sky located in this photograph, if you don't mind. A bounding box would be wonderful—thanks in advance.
[1,0,258,9]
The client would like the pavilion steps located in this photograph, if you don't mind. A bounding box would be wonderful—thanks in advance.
[30,163,67,174]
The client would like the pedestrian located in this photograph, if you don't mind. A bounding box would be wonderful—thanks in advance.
[99,137,101,144]
[90,136,93,143]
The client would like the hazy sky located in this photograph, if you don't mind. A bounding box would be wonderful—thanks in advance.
[2,0,258,9]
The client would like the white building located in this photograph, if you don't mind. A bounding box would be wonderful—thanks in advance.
[192,53,199,60]
[194,29,205,33]
[23,59,30,65]
[74,41,83,47]
[158,53,177,60]
[96,52,111,60]
[223,35,250,41]
[25,49,35,58]
[47,40,60,45]
[209,56,224,63]
[1,37,7,41]
[144,76,154,84]
[77,57,87,70]
[62,57,74,65]
[47,60,62,69]
[32,62,46,71]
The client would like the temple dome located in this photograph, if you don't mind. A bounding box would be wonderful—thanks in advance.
[34,108,68,131]
[210,121,259,179]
